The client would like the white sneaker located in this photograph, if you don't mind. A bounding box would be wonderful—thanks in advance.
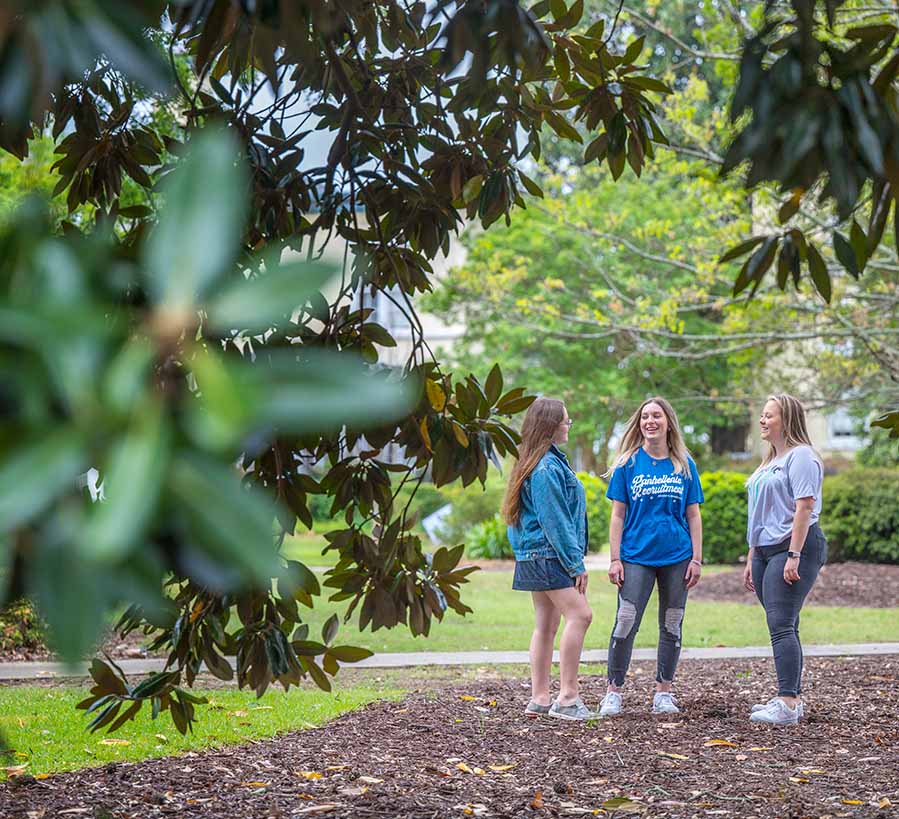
[652,692,680,714]
[599,691,622,717]
[751,698,804,718]
[749,698,800,725]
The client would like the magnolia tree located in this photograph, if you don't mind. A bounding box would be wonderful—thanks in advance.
[0,0,673,733]
[1,0,898,736]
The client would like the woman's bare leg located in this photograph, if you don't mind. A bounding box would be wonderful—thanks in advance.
[545,587,593,704]
[529,591,561,704]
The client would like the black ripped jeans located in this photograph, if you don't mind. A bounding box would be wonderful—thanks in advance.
[607,557,692,687]
[751,524,827,698]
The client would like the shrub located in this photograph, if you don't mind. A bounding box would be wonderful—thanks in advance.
[700,471,749,564]
[579,472,610,553]
[436,474,507,544]
[824,468,899,563]
[0,599,46,654]
[466,514,513,559]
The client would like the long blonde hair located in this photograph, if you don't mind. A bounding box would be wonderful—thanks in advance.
[607,396,693,477]
[501,397,566,526]
[753,394,817,473]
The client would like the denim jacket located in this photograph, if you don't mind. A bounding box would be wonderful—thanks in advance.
[507,445,589,577]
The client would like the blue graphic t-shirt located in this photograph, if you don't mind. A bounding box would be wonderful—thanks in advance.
[606,448,704,566]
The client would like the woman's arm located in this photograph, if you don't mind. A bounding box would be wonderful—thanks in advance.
[608,500,626,587]
[743,546,755,592]
[784,496,814,584]
[684,503,702,589]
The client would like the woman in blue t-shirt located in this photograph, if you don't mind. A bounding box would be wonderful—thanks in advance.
[599,397,704,717]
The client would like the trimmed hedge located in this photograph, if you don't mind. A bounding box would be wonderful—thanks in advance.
[579,472,610,553]
[823,468,899,563]
[700,471,749,564]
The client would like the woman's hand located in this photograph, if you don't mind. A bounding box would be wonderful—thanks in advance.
[743,560,755,592]
[608,559,624,588]
[575,572,589,594]
[685,560,702,590]
[783,556,801,585]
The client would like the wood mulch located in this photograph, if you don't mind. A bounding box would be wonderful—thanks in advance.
[3,656,897,818]
[0,625,160,663]
[692,561,899,608]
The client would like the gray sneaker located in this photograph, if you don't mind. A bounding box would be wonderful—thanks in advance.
[549,697,596,721]
[599,691,622,717]
[749,698,800,725]
[524,699,552,718]
[652,692,680,714]
[751,698,804,718]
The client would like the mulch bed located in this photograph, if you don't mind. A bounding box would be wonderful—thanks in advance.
[0,625,160,664]
[692,561,899,608]
[3,656,897,819]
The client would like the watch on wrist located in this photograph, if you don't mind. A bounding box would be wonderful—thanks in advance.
[787,550,802,559]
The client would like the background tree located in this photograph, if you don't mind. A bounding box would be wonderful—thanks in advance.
[432,0,899,461]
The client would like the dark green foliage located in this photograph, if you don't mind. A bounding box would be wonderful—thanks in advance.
[824,469,899,564]
[720,1,899,332]
[700,472,750,564]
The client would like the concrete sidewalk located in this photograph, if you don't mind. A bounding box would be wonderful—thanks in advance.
[2,642,897,681]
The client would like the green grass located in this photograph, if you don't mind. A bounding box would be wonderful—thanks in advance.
[281,532,335,567]
[298,569,899,653]
[0,684,402,777]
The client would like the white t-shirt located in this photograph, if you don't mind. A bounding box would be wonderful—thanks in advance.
[746,446,823,548]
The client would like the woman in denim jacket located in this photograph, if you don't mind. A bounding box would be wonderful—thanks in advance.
[502,397,593,721]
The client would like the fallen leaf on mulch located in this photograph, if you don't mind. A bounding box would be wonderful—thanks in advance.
[656,751,689,760]
[530,789,544,808]
[602,796,645,812]
[488,763,517,771]
[703,739,737,747]
[239,781,268,788]
[294,806,340,815]
[1,765,28,777]
[357,776,383,784]
[296,771,323,780]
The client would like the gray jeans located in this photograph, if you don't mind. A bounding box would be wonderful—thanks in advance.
[751,524,827,698]
[607,557,691,687]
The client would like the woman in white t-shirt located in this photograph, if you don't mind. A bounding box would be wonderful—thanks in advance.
[743,394,827,725]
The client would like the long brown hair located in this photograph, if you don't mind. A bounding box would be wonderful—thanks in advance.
[753,394,818,473]
[606,396,693,477]
[501,397,566,526]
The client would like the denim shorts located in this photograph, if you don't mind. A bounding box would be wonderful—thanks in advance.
[512,557,575,591]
